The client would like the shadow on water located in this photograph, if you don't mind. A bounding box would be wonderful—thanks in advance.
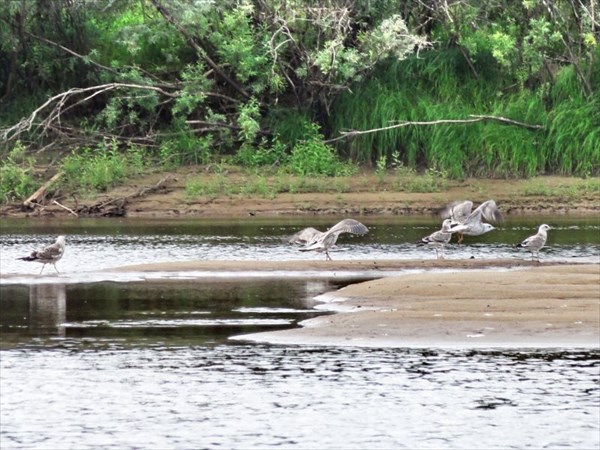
[0,278,372,349]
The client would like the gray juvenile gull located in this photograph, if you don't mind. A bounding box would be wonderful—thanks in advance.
[515,224,552,261]
[417,219,453,260]
[17,235,66,274]
[299,219,369,260]
[441,199,503,243]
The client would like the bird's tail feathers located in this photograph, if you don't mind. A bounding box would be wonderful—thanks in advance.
[17,256,37,261]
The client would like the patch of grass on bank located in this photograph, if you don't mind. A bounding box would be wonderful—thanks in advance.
[183,165,452,202]
[0,141,38,203]
[61,140,148,193]
[522,177,600,198]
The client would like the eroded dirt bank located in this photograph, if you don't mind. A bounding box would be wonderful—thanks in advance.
[1,172,598,219]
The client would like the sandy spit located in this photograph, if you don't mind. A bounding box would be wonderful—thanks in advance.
[231,263,600,349]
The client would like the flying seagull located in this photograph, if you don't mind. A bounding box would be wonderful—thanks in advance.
[417,219,453,259]
[515,224,552,261]
[17,235,66,274]
[299,219,369,260]
[441,199,503,243]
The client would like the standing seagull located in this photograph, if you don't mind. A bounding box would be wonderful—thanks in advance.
[17,236,66,274]
[299,219,368,260]
[417,219,453,259]
[442,200,503,243]
[515,224,552,261]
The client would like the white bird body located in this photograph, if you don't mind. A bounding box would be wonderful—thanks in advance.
[18,236,66,274]
[299,219,368,260]
[417,219,453,259]
[442,200,502,243]
[516,224,551,261]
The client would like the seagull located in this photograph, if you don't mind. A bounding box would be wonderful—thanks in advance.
[515,224,552,261]
[441,200,503,243]
[417,219,453,259]
[17,235,66,274]
[286,227,322,245]
[299,219,369,260]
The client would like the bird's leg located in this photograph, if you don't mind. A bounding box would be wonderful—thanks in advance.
[440,246,445,259]
[325,250,332,261]
[53,263,60,274]
[457,234,464,245]
[39,264,47,275]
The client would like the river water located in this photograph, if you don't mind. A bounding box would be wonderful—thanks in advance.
[1,217,599,449]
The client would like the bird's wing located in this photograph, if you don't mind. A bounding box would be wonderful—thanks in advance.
[287,227,322,244]
[421,230,452,244]
[35,242,64,260]
[474,200,503,223]
[325,219,369,237]
[440,201,472,223]
[520,233,546,249]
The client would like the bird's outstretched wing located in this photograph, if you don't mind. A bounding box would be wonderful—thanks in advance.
[473,199,503,223]
[324,219,369,238]
[440,200,473,224]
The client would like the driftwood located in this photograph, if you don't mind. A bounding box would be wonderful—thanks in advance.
[51,199,78,216]
[23,172,63,209]
[74,176,174,217]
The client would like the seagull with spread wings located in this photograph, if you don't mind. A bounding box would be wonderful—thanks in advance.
[298,219,369,261]
[441,199,503,244]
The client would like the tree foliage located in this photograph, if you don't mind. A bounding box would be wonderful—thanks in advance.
[0,0,598,178]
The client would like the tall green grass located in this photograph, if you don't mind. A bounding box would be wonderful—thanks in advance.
[329,48,599,178]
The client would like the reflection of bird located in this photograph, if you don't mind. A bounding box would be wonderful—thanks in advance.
[299,219,369,260]
[441,200,503,243]
[417,219,453,259]
[17,236,66,274]
[515,224,552,261]
[286,227,322,245]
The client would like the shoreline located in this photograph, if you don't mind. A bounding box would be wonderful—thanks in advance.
[231,263,600,349]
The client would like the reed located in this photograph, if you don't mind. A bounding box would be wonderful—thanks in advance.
[329,48,599,178]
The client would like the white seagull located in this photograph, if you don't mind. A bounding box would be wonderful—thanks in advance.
[417,219,453,259]
[17,235,66,274]
[515,224,552,261]
[441,199,503,243]
[286,227,322,245]
[299,219,369,260]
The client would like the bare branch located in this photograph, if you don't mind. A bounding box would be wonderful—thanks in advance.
[2,83,178,142]
[326,115,543,143]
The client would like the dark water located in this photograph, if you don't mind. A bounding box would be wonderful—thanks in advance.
[1,217,599,448]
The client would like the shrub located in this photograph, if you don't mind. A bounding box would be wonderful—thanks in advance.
[286,123,356,176]
[0,142,38,203]
[61,140,149,192]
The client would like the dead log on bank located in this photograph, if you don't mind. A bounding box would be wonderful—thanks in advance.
[22,172,63,210]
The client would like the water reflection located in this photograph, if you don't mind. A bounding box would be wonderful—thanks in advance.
[29,284,66,337]
[1,278,351,348]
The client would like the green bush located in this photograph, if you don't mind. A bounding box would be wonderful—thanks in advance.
[61,140,148,192]
[235,138,287,168]
[0,142,38,203]
[285,123,356,176]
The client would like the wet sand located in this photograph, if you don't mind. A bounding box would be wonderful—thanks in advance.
[111,259,600,349]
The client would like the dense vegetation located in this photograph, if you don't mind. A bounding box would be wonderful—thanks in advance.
[0,0,598,201]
